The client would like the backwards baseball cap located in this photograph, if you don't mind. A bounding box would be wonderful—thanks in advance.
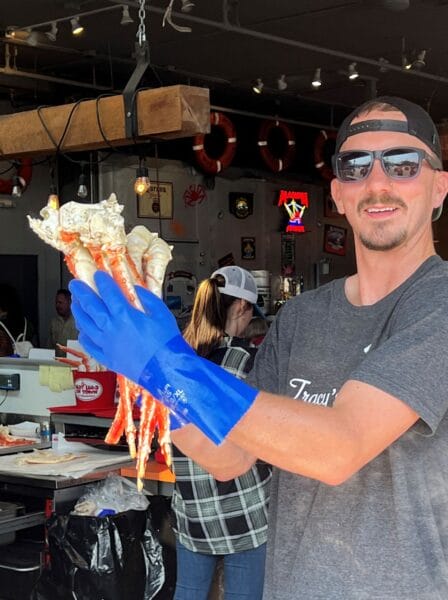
[211,265,267,319]
[335,96,442,161]
[211,266,258,304]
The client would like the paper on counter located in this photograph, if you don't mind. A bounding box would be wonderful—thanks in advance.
[39,365,74,392]
[0,444,131,478]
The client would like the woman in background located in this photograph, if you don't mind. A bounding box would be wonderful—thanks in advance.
[170,265,271,600]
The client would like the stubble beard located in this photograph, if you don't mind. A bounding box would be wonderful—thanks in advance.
[357,194,407,251]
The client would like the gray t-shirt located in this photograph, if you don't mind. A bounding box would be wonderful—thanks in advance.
[248,256,448,599]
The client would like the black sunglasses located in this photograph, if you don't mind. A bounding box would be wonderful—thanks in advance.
[332,147,442,182]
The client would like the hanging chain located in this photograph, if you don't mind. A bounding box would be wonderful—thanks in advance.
[137,0,147,45]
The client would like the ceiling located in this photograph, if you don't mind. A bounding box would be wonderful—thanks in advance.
[1,0,448,131]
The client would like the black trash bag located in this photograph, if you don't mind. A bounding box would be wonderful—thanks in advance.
[31,508,165,600]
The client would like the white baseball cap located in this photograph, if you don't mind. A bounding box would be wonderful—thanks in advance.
[211,266,258,304]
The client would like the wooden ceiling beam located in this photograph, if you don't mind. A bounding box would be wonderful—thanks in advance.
[0,85,210,158]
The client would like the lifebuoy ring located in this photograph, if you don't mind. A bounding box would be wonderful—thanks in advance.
[257,119,296,172]
[0,158,33,195]
[192,112,237,175]
[314,129,337,181]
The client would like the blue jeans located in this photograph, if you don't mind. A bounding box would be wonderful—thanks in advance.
[173,540,267,600]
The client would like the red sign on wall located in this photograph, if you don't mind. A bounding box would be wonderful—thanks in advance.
[278,190,309,233]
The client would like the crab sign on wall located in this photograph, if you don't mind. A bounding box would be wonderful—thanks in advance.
[183,184,207,207]
[278,190,309,233]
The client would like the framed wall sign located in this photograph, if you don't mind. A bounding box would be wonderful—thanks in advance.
[138,182,174,219]
[281,232,296,276]
[323,224,347,256]
[241,237,256,260]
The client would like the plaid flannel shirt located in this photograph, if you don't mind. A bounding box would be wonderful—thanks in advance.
[171,336,272,554]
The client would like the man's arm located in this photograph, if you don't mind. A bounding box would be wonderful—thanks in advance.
[171,380,418,484]
[227,379,418,484]
[171,425,257,481]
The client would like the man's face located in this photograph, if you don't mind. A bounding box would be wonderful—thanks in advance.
[55,293,71,318]
[330,109,448,252]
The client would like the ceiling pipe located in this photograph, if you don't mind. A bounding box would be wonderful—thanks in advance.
[211,104,337,131]
[106,0,448,87]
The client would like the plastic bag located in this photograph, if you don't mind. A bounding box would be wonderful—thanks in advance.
[72,474,150,516]
[14,339,33,358]
[31,506,164,600]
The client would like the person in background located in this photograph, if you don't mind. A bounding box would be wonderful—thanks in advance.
[244,316,269,347]
[70,96,448,599]
[170,266,271,600]
[0,283,38,346]
[49,289,78,356]
[0,329,13,357]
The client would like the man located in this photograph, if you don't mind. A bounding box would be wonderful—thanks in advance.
[49,289,78,355]
[70,97,448,599]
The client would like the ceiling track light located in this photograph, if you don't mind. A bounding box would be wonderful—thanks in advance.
[402,55,412,70]
[311,68,322,89]
[378,57,390,73]
[413,49,426,70]
[25,29,39,47]
[348,62,359,80]
[252,78,264,94]
[45,22,58,42]
[70,16,84,36]
[120,5,134,26]
[277,74,288,91]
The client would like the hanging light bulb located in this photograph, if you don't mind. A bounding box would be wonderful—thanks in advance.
[134,164,150,196]
[120,5,134,25]
[47,184,59,209]
[77,172,89,199]
[70,17,84,36]
[11,175,22,198]
[311,68,322,88]
[348,62,359,80]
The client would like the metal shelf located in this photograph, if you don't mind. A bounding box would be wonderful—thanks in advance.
[0,512,45,536]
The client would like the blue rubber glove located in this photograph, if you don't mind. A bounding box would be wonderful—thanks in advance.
[69,271,258,443]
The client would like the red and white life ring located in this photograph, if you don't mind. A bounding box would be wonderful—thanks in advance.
[314,129,337,181]
[257,119,296,172]
[192,112,237,175]
[0,158,33,195]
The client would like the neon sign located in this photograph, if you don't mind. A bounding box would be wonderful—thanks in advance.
[278,190,309,233]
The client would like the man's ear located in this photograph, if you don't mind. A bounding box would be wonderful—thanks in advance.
[330,178,346,215]
[433,171,448,213]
